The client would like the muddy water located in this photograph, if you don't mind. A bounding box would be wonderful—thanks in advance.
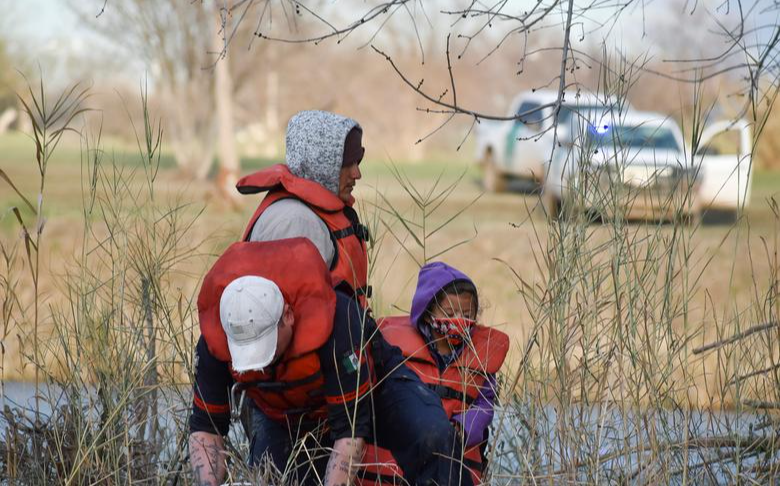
[3,381,776,484]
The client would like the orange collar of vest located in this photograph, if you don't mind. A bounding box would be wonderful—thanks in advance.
[236,164,355,211]
[378,316,509,374]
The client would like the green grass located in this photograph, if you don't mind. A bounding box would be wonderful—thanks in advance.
[753,169,780,198]
[0,132,478,233]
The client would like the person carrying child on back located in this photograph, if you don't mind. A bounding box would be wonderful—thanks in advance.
[359,262,510,485]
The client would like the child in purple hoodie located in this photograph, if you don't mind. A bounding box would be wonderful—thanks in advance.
[358,262,508,485]
[409,262,508,452]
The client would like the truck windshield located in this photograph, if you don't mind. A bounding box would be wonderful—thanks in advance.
[558,105,610,124]
[589,125,680,151]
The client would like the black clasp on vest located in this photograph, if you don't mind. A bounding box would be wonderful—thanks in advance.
[332,223,371,243]
[356,285,373,299]
[355,224,370,242]
[340,206,371,243]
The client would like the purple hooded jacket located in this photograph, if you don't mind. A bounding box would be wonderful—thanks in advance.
[410,262,497,448]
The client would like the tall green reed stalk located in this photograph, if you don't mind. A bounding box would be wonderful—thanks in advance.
[1,81,203,484]
[1,79,90,415]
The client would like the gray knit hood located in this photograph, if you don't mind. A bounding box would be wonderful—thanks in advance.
[285,110,361,195]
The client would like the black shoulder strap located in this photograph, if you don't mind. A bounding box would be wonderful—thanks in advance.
[332,224,370,242]
[339,206,371,242]
[239,371,322,392]
[428,383,476,406]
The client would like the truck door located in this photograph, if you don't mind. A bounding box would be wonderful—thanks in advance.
[504,101,547,180]
[695,119,752,214]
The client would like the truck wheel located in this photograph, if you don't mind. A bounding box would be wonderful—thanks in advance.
[483,154,508,193]
[700,208,738,225]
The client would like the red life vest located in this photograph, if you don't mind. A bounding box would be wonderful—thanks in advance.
[359,316,510,485]
[197,238,337,422]
[236,164,370,302]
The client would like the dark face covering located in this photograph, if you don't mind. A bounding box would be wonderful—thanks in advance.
[342,127,365,168]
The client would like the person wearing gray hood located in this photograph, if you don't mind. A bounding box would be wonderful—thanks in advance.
[236,110,371,304]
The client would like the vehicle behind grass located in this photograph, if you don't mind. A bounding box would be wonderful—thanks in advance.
[473,90,629,192]
[542,110,753,223]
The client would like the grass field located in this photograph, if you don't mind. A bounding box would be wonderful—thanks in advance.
[1,130,779,408]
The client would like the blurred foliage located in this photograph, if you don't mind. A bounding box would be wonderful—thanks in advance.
[756,103,780,171]
[0,38,20,113]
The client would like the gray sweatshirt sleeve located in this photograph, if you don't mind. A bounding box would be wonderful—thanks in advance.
[249,199,335,267]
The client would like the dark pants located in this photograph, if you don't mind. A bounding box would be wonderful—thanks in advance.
[248,367,474,486]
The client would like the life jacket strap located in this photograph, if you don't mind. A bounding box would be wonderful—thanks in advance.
[463,457,483,472]
[428,383,476,406]
[332,223,371,242]
[239,371,323,392]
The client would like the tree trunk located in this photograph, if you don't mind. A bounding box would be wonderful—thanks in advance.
[214,2,241,208]
[166,79,216,180]
[0,108,17,134]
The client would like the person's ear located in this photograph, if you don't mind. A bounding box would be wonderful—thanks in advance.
[281,303,294,328]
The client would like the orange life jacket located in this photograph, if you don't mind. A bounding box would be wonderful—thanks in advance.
[237,164,370,302]
[359,316,509,485]
[197,238,337,422]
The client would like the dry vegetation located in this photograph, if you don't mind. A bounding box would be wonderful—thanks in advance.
[2,0,780,478]
[0,83,779,481]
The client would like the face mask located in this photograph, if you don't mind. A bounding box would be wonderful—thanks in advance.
[430,317,476,346]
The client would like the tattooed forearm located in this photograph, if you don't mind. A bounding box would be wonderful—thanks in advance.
[192,463,217,486]
[323,437,366,486]
[189,432,227,486]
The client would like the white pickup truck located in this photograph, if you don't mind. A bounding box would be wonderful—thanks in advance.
[474,90,628,192]
[541,110,753,222]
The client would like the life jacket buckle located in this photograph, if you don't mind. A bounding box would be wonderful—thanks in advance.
[357,285,373,299]
[356,224,371,242]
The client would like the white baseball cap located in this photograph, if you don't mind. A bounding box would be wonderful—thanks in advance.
[219,275,284,372]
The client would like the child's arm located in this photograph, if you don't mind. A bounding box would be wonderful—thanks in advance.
[451,374,497,448]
